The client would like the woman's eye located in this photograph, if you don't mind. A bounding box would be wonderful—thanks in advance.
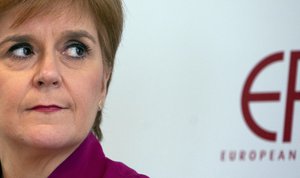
[8,43,34,59]
[64,42,90,59]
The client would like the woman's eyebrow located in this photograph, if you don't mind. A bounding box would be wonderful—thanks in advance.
[0,30,97,47]
[0,35,32,46]
[61,30,97,44]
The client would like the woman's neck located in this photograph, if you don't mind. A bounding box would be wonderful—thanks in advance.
[0,140,78,178]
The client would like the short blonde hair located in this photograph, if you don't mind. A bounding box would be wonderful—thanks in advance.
[0,0,124,140]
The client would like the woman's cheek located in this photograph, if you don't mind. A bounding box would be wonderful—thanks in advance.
[70,72,102,121]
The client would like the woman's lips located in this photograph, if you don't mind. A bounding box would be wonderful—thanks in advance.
[29,105,64,113]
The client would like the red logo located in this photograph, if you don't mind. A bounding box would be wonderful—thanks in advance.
[242,51,300,142]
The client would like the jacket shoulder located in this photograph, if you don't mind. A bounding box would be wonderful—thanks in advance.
[103,158,149,178]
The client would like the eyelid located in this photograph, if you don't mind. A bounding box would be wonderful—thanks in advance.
[60,30,97,45]
[6,42,35,60]
[62,40,91,59]
[65,39,89,47]
[66,41,89,52]
[8,42,33,52]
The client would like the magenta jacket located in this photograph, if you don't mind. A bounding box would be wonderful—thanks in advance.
[48,133,149,178]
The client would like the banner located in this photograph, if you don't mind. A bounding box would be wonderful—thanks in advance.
[103,1,300,177]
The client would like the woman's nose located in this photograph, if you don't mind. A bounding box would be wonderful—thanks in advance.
[33,54,62,89]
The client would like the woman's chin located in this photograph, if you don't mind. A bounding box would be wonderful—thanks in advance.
[18,126,82,150]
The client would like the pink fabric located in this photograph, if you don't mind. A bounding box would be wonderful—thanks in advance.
[49,133,149,178]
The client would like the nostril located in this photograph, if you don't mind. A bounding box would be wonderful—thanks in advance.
[38,81,44,86]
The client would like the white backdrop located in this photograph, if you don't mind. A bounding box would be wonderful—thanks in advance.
[102,0,300,178]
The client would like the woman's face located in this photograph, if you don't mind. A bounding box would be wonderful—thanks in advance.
[0,6,107,149]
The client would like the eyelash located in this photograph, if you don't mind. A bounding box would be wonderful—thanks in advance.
[63,40,91,60]
[7,42,34,60]
[6,40,91,61]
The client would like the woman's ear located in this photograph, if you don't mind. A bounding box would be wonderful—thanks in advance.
[98,67,111,106]
[97,100,103,111]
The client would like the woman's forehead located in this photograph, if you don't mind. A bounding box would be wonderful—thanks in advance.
[0,0,92,29]
[0,5,99,46]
